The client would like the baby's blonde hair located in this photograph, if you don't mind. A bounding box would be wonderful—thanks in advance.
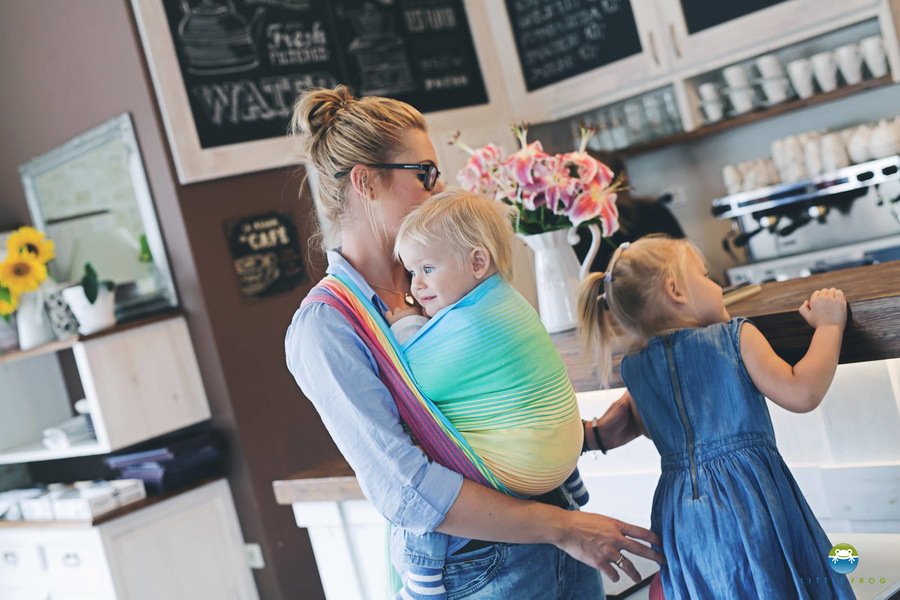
[394,190,516,280]
[576,235,704,387]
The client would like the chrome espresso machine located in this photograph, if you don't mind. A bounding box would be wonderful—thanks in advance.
[713,156,900,284]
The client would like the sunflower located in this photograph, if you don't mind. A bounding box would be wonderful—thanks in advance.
[0,285,18,317]
[0,252,47,295]
[7,226,55,264]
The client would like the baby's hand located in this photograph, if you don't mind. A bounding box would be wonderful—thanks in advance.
[385,306,421,325]
[798,288,847,329]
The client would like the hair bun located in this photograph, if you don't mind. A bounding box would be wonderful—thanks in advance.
[291,85,356,141]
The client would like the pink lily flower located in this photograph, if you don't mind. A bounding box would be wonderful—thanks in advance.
[569,188,620,235]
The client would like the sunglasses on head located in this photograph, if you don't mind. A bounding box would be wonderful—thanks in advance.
[333,163,441,191]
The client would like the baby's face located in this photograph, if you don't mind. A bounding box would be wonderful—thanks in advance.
[397,239,479,317]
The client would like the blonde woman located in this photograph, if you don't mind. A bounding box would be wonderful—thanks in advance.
[285,85,663,599]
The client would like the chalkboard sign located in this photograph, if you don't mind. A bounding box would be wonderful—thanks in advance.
[679,0,791,35]
[224,211,306,299]
[504,0,643,92]
[161,0,488,149]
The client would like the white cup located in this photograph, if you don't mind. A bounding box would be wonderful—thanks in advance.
[727,88,756,114]
[860,35,888,78]
[698,82,720,102]
[835,43,864,85]
[761,77,791,104]
[722,165,742,195]
[804,138,823,177]
[821,132,850,172]
[756,54,784,79]
[811,51,838,92]
[701,101,725,123]
[783,135,805,166]
[723,64,750,89]
[786,58,815,98]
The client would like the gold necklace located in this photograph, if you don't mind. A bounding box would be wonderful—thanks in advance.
[370,282,416,307]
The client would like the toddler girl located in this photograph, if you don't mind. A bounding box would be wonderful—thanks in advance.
[577,235,853,599]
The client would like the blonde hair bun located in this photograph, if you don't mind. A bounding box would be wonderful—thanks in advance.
[291,85,355,150]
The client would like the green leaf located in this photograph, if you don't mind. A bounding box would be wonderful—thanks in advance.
[82,262,99,304]
[139,234,153,263]
[0,285,10,304]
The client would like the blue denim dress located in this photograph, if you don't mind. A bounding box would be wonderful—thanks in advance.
[621,318,853,600]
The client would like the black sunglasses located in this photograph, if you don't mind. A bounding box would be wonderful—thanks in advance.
[333,163,441,191]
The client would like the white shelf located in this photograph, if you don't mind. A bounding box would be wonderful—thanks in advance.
[0,437,109,465]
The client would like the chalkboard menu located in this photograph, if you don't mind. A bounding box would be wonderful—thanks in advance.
[505,0,643,92]
[679,0,791,35]
[161,0,488,149]
[224,211,305,299]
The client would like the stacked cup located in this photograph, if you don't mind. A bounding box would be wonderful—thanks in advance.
[722,64,756,116]
[756,54,792,105]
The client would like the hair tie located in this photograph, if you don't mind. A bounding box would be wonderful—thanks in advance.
[620,242,631,250]
[603,271,612,283]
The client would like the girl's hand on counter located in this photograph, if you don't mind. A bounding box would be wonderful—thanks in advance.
[553,509,664,583]
[799,288,847,330]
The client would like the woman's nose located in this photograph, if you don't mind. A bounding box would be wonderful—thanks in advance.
[432,178,445,194]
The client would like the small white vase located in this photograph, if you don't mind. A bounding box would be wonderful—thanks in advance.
[16,287,56,351]
[62,285,116,336]
[520,225,601,333]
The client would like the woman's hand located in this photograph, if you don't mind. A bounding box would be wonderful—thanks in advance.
[552,510,664,583]
[798,287,847,330]
[590,391,645,451]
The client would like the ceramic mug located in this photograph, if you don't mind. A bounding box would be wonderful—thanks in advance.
[727,88,756,114]
[723,64,750,89]
[835,43,863,85]
[722,165,742,195]
[811,51,838,92]
[756,54,784,79]
[860,35,888,78]
[701,101,725,123]
[787,58,815,98]
[804,138,823,177]
[761,77,791,104]
[820,132,850,172]
[698,82,720,102]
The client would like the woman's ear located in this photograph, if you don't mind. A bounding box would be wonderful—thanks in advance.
[470,247,493,280]
[663,276,687,307]
[349,165,375,201]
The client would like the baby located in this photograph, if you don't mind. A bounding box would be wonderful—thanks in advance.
[387,189,585,500]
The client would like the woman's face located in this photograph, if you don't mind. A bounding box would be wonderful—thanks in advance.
[373,129,445,240]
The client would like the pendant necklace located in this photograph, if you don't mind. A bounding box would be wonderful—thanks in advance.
[370,282,416,307]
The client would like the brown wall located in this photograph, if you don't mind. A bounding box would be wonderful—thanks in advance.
[0,2,339,598]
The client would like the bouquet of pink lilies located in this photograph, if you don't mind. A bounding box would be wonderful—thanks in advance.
[452,124,621,236]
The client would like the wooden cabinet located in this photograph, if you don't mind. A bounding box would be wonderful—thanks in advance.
[476,0,673,123]
[0,314,210,464]
[0,480,259,600]
[660,0,882,68]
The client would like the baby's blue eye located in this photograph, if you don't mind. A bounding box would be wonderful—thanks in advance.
[424,266,434,274]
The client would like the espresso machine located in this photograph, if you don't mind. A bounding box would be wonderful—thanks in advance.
[713,156,900,284]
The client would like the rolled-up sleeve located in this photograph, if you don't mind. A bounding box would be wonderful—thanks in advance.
[286,301,463,534]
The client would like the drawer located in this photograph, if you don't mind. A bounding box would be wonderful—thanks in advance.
[43,541,109,593]
[0,539,45,584]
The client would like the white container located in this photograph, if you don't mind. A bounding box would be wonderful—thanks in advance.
[698,82,720,102]
[811,51,838,92]
[722,64,750,88]
[835,43,863,85]
[787,59,815,98]
[860,35,888,78]
[756,54,784,78]
[700,100,725,123]
[760,77,791,104]
[51,484,118,521]
[62,285,116,336]
[519,226,600,334]
[726,87,756,114]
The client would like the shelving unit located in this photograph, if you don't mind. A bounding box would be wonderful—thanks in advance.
[0,312,210,465]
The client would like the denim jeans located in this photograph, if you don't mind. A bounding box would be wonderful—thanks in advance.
[441,542,604,599]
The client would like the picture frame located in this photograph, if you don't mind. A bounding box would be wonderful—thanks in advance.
[130,0,497,185]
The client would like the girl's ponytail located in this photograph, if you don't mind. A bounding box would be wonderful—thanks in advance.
[577,271,617,388]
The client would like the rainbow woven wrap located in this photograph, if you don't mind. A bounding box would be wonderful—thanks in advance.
[302,274,513,495]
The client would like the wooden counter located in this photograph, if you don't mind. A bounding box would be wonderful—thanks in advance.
[274,261,900,502]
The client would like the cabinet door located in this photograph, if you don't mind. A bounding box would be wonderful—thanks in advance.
[478,0,671,122]
[659,0,880,67]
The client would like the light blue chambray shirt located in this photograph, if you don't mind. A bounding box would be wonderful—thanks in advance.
[285,250,468,554]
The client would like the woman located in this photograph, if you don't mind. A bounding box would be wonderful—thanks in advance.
[285,85,663,598]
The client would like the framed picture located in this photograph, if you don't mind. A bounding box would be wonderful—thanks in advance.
[130,0,491,184]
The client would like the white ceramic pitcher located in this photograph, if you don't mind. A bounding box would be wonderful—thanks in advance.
[520,224,601,333]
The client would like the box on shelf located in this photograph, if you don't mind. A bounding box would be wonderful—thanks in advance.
[50,479,147,521]
[0,488,45,521]
[19,487,71,521]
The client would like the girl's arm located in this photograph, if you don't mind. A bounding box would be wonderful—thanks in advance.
[739,287,847,413]
[437,478,664,583]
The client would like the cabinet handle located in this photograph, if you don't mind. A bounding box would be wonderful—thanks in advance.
[62,552,81,568]
[647,31,660,66]
[669,23,682,59]
[3,551,18,566]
